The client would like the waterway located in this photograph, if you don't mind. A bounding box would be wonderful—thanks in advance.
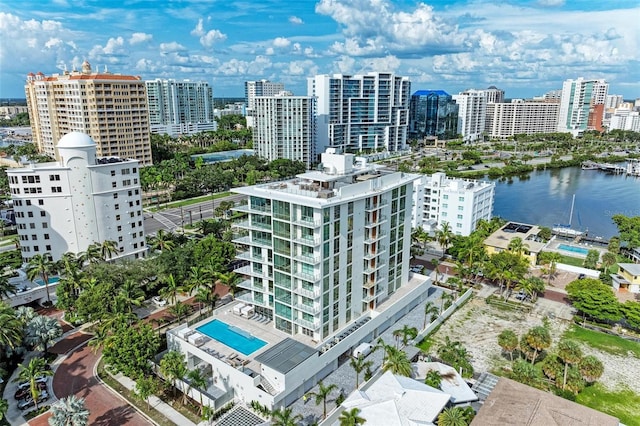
[492,166,640,239]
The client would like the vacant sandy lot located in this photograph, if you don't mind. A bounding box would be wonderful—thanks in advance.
[428,296,640,393]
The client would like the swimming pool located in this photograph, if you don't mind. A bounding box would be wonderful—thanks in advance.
[558,244,589,255]
[196,319,267,355]
[33,276,61,286]
[191,149,254,164]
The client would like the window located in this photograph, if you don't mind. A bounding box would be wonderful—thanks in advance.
[26,200,31,206]
[113,193,118,199]
[458,206,464,211]
[114,204,119,210]
[28,212,33,218]
[118,236,123,242]
[456,223,463,228]
[457,214,463,219]
[38,199,44,205]
[443,194,448,200]
[40,211,46,217]
[44,234,49,240]
[117,225,122,231]
[31,235,37,240]
[45,245,51,251]
[112,182,117,188]
[442,203,448,208]
[51,186,62,193]
[459,196,465,202]
[110,170,116,177]
[115,215,121,221]
[42,223,48,228]
[33,246,39,252]
[49,174,60,181]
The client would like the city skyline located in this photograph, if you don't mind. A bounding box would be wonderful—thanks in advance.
[1,0,639,99]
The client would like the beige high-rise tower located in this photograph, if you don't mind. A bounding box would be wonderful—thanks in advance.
[25,61,153,165]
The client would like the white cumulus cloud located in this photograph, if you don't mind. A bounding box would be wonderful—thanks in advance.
[129,32,152,45]
[200,29,227,48]
[289,16,303,25]
[273,37,291,48]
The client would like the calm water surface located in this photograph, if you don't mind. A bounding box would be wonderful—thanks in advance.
[492,167,640,239]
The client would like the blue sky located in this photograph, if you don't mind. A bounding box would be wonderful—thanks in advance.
[1,0,638,99]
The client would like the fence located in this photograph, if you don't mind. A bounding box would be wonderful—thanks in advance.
[416,288,473,342]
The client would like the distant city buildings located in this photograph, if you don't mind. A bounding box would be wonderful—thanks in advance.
[308,72,411,154]
[408,90,459,141]
[145,79,216,136]
[413,172,495,236]
[245,80,285,128]
[252,93,316,167]
[0,105,28,119]
[24,61,153,165]
[485,100,560,139]
[557,77,608,135]
[608,108,640,132]
[605,94,624,110]
[7,132,146,263]
[483,86,505,104]
[452,89,487,142]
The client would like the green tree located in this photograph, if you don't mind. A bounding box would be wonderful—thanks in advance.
[622,301,640,331]
[135,376,158,410]
[507,237,529,258]
[611,215,640,248]
[538,251,562,286]
[196,286,219,314]
[394,325,418,348]
[26,253,56,303]
[350,356,373,389]
[159,350,187,398]
[0,398,8,421]
[424,369,442,389]
[100,239,119,261]
[48,395,90,426]
[270,407,303,426]
[557,339,583,390]
[540,355,563,385]
[497,329,519,361]
[339,407,366,426]
[16,357,53,410]
[523,326,552,364]
[511,358,539,387]
[423,301,439,329]
[607,236,620,255]
[566,278,622,323]
[437,337,474,378]
[0,301,22,349]
[583,249,600,269]
[148,230,176,252]
[437,406,472,426]
[0,275,16,300]
[117,280,145,314]
[103,322,160,379]
[382,346,413,377]
[601,251,617,273]
[26,314,63,356]
[436,222,454,258]
[215,271,241,299]
[169,301,191,323]
[159,274,182,305]
[307,380,338,419]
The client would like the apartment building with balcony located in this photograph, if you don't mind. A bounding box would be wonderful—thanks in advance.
[24,61,152,165]
[485,100,559,139]
[7,132,146,263]
[166,150,432,411]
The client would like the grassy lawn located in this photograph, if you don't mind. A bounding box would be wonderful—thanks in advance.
[563,325,640,358]
[149,192,232,211]
[556,254,585,267]
[576,383,640,426]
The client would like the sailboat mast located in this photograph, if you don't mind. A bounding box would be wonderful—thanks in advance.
[569,194,575,227]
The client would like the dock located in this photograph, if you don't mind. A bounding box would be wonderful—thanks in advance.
[581,161,627,174]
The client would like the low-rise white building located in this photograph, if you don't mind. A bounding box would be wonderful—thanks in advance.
[7,132,146,262]
[413,172,495,236]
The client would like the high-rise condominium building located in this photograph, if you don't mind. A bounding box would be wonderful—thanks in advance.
[253,93,316,167]
[245,80,286,128]
[484,86,505,104]
[557,78,608,134]
[409,90,459,140]
[145,79,215,136]
[485,100,560,139]
[308,73,411,154]
[452,89,487,142]
[7,132,146,263]
[413,172,494,236]
[24,61,153,165]
[232,149,417,341]
[606,94,624,110]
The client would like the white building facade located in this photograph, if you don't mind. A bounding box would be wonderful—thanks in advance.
[245,80,286,128]
[414,172,495,236]
[145,79,216,136]
[485,100,560,139]
[557,78,609,134]
[253,94,316,167]
[452,89,487,142]
[609,108,640,132]
[308,73,411,153]
[7,132,146,262]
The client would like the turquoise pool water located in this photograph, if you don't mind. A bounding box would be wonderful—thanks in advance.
[196,319,267,355]
[191,149,254,164]
[558,244,589,255]
[33,276,61,286]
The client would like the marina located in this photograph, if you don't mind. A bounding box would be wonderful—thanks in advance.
[581,160,638,176]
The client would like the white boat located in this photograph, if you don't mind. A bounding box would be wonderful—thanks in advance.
[553,194,583,237]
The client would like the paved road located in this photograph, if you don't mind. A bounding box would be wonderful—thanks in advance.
[144,193,246,235]
[28,343,153,426]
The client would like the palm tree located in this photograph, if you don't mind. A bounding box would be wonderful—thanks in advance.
[0,275,16,300]
[497,329,519,361]
[48,395,90,426]
[16,357,53,410]
[339,407,366,426]
[350,356,373,388]
[186,266,207,296]
[169,301,191,323]
[307,380,338,419]
[424,369,442,389]
[148,229,176,252]
[601,251,617,273]
[507,237,529,258]
[435,222,453,258]
[382,347,412,377]
[437,407,468,426]
[135,376,158,410]
[440,291,455,313]
[431,258,441,285]
[100,239,119,261]
[159,350,186,398]
[159,274,181,305]
[557,339,583,390]
[26,314,63,357]
[539,251,562,286]
[270,407,303,426]
[423,301,439,329]
[186,369,207,416]
[26,253,55,303]
[216,271,241,299]
[118,280,145,314]
[196,286,218,314]
[524,326,552,364]
[395,325,418,348]
[579,355,604,383]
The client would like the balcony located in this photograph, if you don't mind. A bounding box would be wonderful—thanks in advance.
[292,235,321,246]
[363,248,386,260]
[233,235,273,248]
[234,265,270,280]
[292,252,321,264]
[293,316,321,330]
[292,269,321,282]
[292,216,322,227]
[363,292,377,303]
[362,263,384,274]
[365,215,388,228]
[234,204,272,215]
[234,219,272,231]
[293,301,321,315]
[293,286,321,299]
[364,199,389,211]
[364,231,387,244]
[237,279,265,293]
[236,293,266,307]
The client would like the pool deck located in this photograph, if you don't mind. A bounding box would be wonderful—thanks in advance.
[546,238,607,259]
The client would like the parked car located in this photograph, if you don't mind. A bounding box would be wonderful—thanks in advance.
[17,391,49,410]
[152,296,167,307]
[578,273,586,279]
[16,376,48,391]
[15,381,47,400]
[515,291,529,301]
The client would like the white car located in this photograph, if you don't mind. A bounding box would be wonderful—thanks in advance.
[152,296,167,307]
